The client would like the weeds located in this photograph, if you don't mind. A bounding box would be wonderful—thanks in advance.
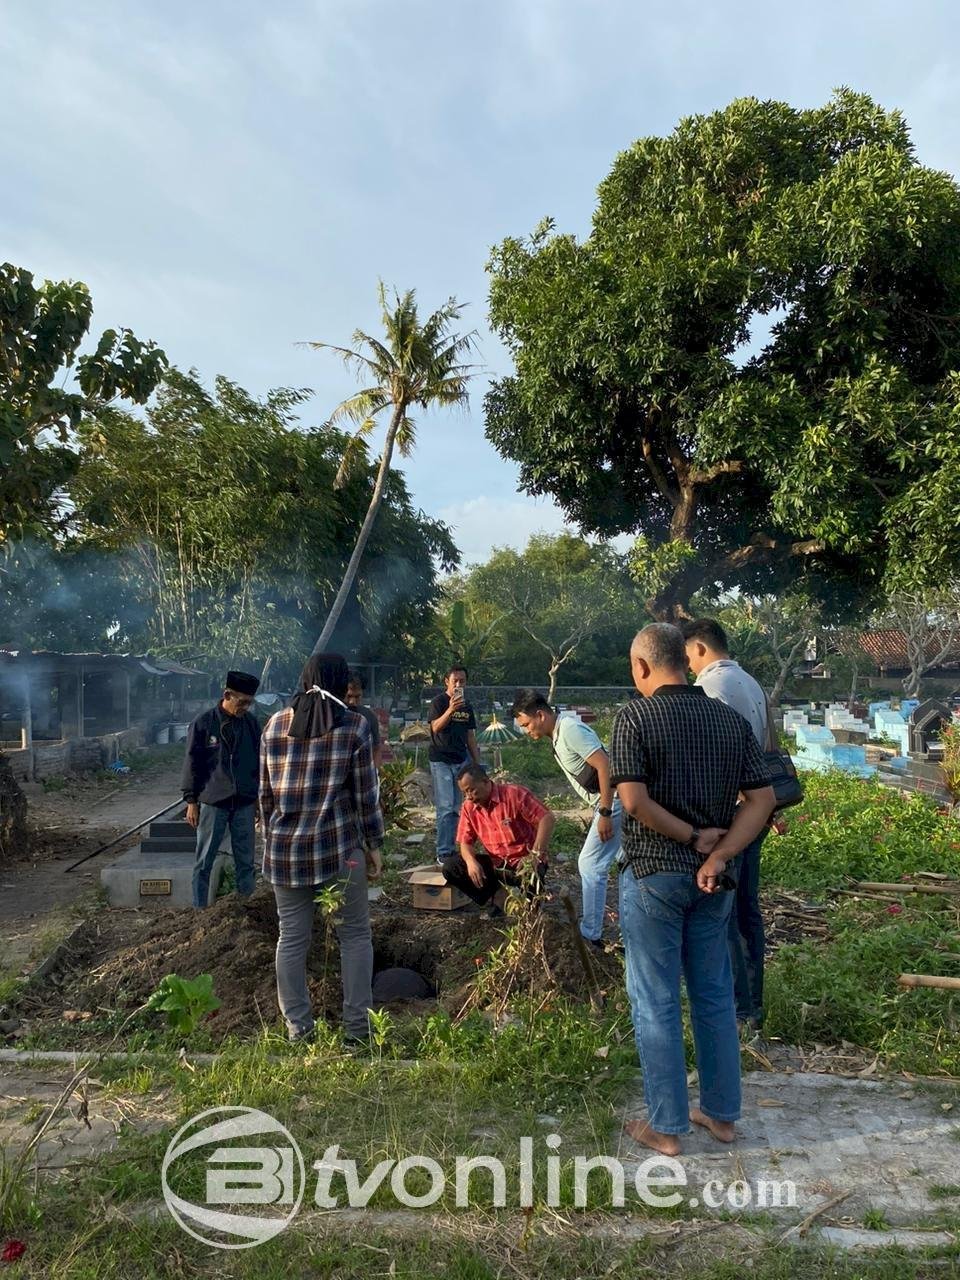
[763,769,960,890]
[765,897,960,1072]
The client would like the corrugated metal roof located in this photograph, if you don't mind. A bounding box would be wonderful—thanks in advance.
[0,649,206,676]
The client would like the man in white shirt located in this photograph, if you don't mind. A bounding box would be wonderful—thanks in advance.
[683,619,771,1032]
[511,689,621,948]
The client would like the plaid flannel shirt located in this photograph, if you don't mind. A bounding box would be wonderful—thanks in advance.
[260,705,384,888]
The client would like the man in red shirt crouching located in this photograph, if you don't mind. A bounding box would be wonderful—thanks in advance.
[440,763,555,916]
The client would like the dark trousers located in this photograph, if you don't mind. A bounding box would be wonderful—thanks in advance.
[440,852,546,906]
[727,828,767,1024]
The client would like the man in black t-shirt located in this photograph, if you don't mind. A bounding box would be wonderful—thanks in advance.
[427,665,480,861]
[347,671,383,768]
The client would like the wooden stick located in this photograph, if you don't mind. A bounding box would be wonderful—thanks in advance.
[898,973,960,991]
[560,893,603,1012]
[88,788,122,810]
[835,889,903,904]
[854,881,960,896]
[778,1189,851,1243]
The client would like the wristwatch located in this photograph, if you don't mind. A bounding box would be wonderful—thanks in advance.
[687,827,701,847]
[598,806,613,818]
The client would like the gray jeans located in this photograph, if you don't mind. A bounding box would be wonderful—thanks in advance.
[272,856,373,1040]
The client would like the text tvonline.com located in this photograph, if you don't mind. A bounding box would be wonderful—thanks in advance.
[311,1139,798,1211]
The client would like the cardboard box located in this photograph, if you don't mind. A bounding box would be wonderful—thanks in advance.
[406,864,471,912]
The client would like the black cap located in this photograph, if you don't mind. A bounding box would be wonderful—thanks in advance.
[225,670,260,696]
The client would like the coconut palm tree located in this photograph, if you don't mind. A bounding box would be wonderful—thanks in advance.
[306,284,477,656]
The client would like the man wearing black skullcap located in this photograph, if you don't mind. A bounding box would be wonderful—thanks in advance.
[181,670,262,907]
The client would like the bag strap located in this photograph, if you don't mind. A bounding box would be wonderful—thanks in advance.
[762,691,778,753]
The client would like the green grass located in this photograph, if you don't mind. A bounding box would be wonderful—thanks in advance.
[762,770,960,890]
[9,1212,958,1279]
[8,769,960,1275]
[498,737,564,784]
[928,1185,960,1200]
[765,896,960,1073]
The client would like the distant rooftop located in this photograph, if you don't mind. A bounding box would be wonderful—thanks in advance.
[0,649,207,677]
[857,629,960,670]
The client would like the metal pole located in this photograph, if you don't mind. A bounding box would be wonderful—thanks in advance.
[21,673,33,782]
[62,798,183,873]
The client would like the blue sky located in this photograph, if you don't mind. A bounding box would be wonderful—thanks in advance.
[3,1,959,563]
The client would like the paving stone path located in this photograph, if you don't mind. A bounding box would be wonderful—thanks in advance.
[619,1069,960,1234]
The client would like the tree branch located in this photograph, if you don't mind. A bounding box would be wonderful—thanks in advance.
[719,534,825,572]
[641,436,680,507]
[688,460,744,485]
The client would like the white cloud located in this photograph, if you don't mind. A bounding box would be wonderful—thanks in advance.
[437,495,573,564]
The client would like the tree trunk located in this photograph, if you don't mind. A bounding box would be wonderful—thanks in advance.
[903,670,922,698]
[547,660,559,704]
[231,571,251,663]
[312,404,404,655]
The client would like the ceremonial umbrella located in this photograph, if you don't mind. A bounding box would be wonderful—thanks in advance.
[478,713,522,772]
[400,719,431,768]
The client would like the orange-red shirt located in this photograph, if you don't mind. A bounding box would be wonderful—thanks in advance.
[456,782,549,867]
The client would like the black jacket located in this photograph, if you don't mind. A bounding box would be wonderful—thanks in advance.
[180,704,262,807]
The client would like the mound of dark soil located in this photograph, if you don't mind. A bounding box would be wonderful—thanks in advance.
[26,887,625,1041]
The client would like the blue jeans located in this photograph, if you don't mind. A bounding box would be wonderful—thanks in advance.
[619,871,741,1135]
[578,800,622,941]
[192,801,256,908]
[430,759,469,860]
[728,828,767,1024]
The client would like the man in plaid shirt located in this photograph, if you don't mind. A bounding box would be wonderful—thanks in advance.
[261,653,384,1043]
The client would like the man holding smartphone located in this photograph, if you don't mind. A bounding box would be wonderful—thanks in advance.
[427,665,481,862]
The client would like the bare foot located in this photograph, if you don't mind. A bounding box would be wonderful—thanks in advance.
[624,1119,681,1156]
[690,1108,736,1143]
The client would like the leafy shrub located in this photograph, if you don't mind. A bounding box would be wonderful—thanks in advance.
[941,721,960,801]
[380,756,415,831]
[146,973,220,1036]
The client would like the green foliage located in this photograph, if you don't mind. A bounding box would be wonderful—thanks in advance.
[942,722,960,800]
[146,973,220,1036]
[1,369,458,680]
[0,262,166,543]
[628,536,697,604]
[429,591,505,678]
[458,532,644,694]
[486,91,960,616]
[379,755,415,831]
[498,736,565,784]
[763,769,960,889]
[761,757,960,1073]
[718,591,821,699]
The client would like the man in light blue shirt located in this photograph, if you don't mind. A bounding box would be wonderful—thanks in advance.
[512,689,621,948]
[683,618,771,1032]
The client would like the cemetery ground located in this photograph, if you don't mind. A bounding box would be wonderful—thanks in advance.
[1,742,960,1276]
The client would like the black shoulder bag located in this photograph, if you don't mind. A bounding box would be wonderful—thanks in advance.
[762,694,805,811]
